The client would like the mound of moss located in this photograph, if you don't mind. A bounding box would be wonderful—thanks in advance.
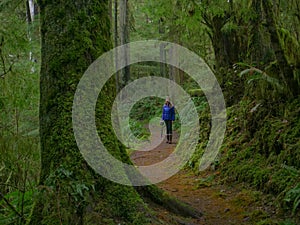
[190,96,300,220]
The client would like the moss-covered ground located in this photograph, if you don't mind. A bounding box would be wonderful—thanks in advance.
[188,96,300,224]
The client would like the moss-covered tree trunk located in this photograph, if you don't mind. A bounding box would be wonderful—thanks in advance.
[249,0,266,64]
[29,1,148,224]
[262,0,299,97]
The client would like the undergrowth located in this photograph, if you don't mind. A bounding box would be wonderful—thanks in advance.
[190,95,300,223]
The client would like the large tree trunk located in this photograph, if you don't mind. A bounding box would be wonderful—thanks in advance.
[29,1,148,224]
[202,11,232,70]
[29,1,201,224]
[210,18,229,70]
[262,0,299,97]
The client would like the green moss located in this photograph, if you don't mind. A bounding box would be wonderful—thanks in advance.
[30,1,150,224]
[188,88,204,97]
[190,96,300,219]
[223,98,299,212]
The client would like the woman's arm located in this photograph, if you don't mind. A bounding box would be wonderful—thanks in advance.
[171,107,175,121]
[162,106,165,120]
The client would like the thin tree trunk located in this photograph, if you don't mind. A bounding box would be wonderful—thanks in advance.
[119,0,130,87]
[159,43,166,77]
[114,0,119,92]
[25,0,32,24]
[26,0,35,64]
[159,18,167,78]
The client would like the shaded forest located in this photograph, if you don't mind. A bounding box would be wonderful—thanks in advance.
[0,0,299,224]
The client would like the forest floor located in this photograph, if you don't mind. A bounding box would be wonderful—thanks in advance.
[131,131,279,225]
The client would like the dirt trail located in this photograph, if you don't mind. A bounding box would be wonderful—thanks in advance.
[130,132,273,225]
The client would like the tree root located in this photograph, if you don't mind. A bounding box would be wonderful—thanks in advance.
[135,185,202,219]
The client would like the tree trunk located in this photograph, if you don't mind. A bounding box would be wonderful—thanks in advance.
[159,43,167,78]
[211,26,228,69]
[262,0,298,97]
[119,0,130,87]
[26,0,36,67]
[29,1,148,224]
[159,18,167,78]
[249,0,265,65]
[29,1,201,224]
[114,0,120,92]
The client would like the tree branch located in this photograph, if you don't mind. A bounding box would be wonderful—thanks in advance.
[0,37,14,79]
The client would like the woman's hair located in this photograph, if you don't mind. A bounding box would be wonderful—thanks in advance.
[164,96,173,107]
[165,100,172,107]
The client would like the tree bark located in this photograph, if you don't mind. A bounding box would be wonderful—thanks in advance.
[119,0,130,87]
[203,13,233,70]
[249,0,265,64]
[159,43,167,78]
[29,1,202,224]
[114,0,120,92]
[262,0,298,97]
[29,1,148,224]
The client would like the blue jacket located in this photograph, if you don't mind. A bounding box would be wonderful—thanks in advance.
[162,105,175,121]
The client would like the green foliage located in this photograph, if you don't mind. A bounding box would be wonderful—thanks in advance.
[28,0,152,223]
[0,0,299,224]
[224,99,299,215]
[284,183,300,215]
[32,164,98,225]
[130,63,161,79]
[0,1,40,225]
[238,64,283,90]
[190,95,300,222]
[188,89,204,97]
[235,59,299,101]
[130,96,162,121]
[131,0,212,63]
[0,189,35,225]
[129,119,150,141]
[279,28,300,65]
[196,174,215,188]
[279,220,297,225]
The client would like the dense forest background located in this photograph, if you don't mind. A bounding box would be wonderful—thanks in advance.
[0,0,299,224]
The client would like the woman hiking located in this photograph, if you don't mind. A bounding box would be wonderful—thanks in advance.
[162,96,175,144]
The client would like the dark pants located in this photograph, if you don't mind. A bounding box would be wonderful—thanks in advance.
[164,120,172,141]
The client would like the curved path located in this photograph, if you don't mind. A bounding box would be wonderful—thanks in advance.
[131,131,276,224]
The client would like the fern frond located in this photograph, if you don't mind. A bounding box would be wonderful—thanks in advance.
[239,67,283,90]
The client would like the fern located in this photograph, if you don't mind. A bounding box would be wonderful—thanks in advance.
[239,67,283,90]
[284,183,300,215]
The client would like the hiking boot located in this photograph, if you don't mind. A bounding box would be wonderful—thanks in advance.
[169,135,172,144]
